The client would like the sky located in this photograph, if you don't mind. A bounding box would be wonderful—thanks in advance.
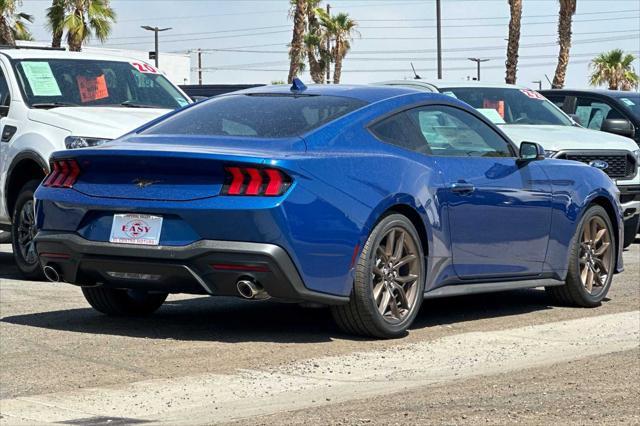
[21,0,640,89]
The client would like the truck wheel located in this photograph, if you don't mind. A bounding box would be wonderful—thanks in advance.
[330,214,425,339]
[11,180,44,280]
[622,215,639,248]
[546,205,615,307]
[82,287,168,316]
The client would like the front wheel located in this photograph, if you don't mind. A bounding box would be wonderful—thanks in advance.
[11,180,44,280]
[331,214,425,339]
[546,205,615,307]
[82,287,168,316]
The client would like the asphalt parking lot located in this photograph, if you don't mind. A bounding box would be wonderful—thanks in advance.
[0,242,639,425]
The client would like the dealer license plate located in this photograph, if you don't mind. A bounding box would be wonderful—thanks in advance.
[109,214,163,246]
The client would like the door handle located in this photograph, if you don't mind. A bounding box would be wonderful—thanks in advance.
[450,181,475,194]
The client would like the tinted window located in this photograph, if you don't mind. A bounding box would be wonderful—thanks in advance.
[371,105,513,157]
[143,94,367,138]
[575,97,624,130]
[14,59,189,109]
[0,68,9,106]
[440,87,573,126]
[613,93,640,120]
[544,95,566,110]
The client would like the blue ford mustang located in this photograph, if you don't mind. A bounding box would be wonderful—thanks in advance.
[34,82,623,338]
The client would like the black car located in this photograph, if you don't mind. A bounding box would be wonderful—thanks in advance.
[540,89,640,146]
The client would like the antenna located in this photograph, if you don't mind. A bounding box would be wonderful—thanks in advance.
[410,62,422,80]
[290,78,307,92]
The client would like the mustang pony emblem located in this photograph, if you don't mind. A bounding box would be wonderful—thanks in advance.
[133,178,161,188]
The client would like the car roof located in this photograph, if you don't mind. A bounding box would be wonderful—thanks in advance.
[539,88,640,98]
[379,79,528,90]
[0,47,142,63]
[234,83,424,103]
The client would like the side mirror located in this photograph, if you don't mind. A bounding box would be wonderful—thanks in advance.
[519,141,545,161]
[569,114,582,126]
[601,118,634,138]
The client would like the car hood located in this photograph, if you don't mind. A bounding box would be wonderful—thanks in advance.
[28,106,172,140]
[498,124,639,152]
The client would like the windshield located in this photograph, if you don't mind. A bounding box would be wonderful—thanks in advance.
[142,94,367,138]
[440,87,573,126]
[14,59,190,109]
[613,93,640,120]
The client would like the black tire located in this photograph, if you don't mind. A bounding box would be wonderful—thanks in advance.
[546,205,615,307]
[82,287,168,316]
[622,215,639,249]
[331,214,425,339]
[11,179,44,280]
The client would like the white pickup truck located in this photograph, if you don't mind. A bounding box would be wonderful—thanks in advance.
[382,80,640,248]
[0,47,191,278]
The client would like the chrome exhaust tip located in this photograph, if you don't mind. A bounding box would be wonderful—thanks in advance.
[43,265,61,283]
[236,279,269,300]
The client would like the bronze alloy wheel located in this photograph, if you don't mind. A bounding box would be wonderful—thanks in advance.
[579,215,613,297]
[372,227,421,324]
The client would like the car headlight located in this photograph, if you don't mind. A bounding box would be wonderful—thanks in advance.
[64,136,111,149]
[544,150,558,158]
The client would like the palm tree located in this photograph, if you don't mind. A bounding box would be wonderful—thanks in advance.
[316,9,358,84]
[287,0,307,84]
[47,0,65,48]
[46,0,116,52]
[305,0,328,83]
[551,0,577,89]
[505,0,522,84]
[589,49,639,91]
[0,0,34,45]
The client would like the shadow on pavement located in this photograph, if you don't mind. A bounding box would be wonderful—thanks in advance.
[2,287,556,343]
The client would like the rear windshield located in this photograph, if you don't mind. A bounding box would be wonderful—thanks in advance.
[142,94,367,138]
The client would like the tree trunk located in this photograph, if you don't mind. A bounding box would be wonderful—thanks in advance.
[333,39,343,84]
[505,0,522,84]
[66,5,84,51]
[52,29,63,48]
[287,0,306,84]
[0,16,16,46]
[552,0,576,89]
[307,50,324,83]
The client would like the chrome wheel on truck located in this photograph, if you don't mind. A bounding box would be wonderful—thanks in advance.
[331,214,425,339]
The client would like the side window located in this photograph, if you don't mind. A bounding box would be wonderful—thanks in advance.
[575,97,624,130]
[407,106,513,157]
[0,68,10,106]
[369,111,430,154]
[545,95,565,110]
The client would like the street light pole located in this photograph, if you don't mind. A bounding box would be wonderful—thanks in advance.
[468,57,490,81]
[436,0,442,79]
[141,25,172,68]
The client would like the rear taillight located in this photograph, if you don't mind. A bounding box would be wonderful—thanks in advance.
[43,159,81,188]
[222,166,291,196]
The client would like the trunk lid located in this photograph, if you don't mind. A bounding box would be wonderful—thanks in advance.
[63,135,305,201]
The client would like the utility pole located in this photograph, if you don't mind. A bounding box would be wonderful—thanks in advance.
[197,49,203,85]
[532,80,542,90]
[326,3,331,84]
[436,0,442,79]
[141,25,172,68]
[468,57,490,81]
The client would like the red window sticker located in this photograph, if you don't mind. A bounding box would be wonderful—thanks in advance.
[77,74,109,103]
[520,89,545,100]
[483,99,505,118]
[130,61,159,74]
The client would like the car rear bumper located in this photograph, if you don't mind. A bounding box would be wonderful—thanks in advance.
[34,232,349,305]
